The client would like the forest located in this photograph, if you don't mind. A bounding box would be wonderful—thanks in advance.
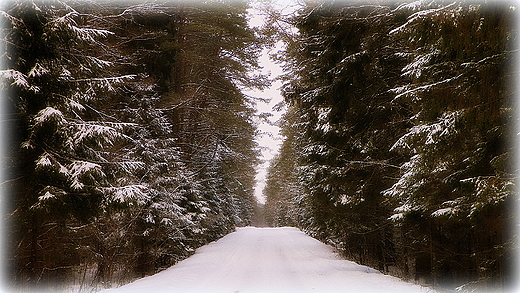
[0,0,516,292]
[1,0,266,291]
[263,0,517,292]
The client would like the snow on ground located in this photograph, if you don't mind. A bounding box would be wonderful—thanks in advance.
[100,227,434,293]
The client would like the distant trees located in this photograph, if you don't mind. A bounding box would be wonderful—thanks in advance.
[265,1,516,291]
[264,107,302,227]
[2,0,265,290]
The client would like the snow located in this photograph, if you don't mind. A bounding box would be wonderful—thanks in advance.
[105,184,149,204]
[401,51,437,79]
[431,207,455,217]
[34,107,65,124]
[28,62,50,77]
[69,161,101,178]
[71,123,121,146]
[100,227,433,293]
[389,2,458,35]
[393,0,428,13]
[0,69,29,88]
[70,25,114,42]
[38,191,55,201]
[68,160,103,189]
[36,152,53,167]
[391,73,463,102]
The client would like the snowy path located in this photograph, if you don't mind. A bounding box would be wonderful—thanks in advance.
[101,227,432,293]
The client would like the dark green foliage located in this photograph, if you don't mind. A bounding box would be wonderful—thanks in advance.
[276,0,410,274]
[265,1,516,291]
[263,106,302,227]
[2,0,264,290]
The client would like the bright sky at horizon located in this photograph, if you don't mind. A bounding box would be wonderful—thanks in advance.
[249,50,284,204]
[246,2,298,204]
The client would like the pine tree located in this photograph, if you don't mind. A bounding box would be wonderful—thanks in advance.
[263,106,302,227]
[385,1,516,289]
[277,1,409,271]
[1,0,143,287]
[2,0,266,289]
[271,0,515,290]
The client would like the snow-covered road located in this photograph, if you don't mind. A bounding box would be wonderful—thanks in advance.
[101,227,432,293]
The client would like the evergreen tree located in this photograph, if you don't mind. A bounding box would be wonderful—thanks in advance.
[1,0,141,287]
[385,1,516,288]
[268,0,516,290]
[263,106,302,227]
[2,0,266,289]
[277,1,409,271]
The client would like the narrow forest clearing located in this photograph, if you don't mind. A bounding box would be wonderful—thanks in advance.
[100,227,432,293]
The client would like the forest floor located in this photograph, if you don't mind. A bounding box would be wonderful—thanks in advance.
[99,227,434,293]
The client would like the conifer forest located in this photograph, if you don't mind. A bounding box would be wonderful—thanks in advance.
[0,0,517,292]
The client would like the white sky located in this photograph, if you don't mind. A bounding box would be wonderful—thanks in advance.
[249,50,284,204]
[246,2,298,204]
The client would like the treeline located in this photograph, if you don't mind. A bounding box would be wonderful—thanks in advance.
[1,0,265,291]
[264,1,516,291]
